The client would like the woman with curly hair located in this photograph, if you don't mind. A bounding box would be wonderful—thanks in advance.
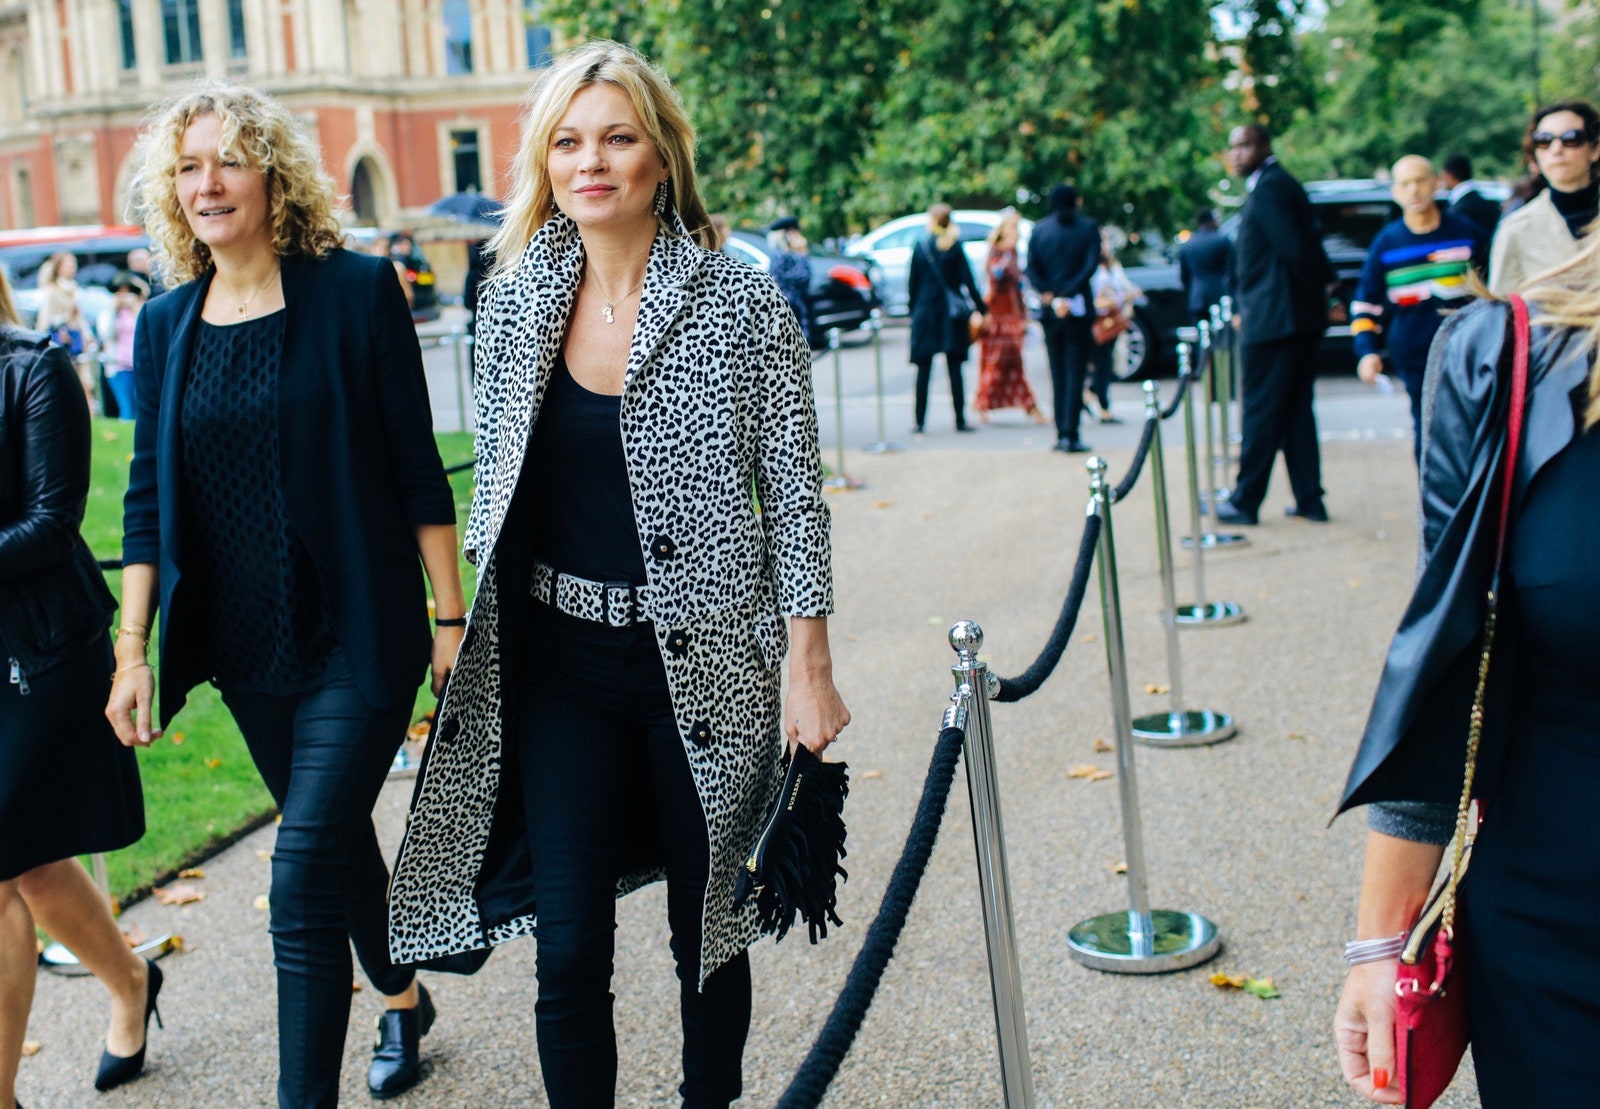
[106,82,464,1106]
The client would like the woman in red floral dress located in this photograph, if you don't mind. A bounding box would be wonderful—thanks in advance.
[974,209,1046,424]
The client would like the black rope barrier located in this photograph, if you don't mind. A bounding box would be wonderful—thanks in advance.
[991,512,1102,703]
[1160,365,1191,421]
[776,724,967,1109]
[1109,417,1157,504]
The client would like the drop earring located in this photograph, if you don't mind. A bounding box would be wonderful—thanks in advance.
[654,180,669,216]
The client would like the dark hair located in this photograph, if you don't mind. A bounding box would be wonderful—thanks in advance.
[1442,153,1472,182]
[1241,123,1271,147]
[1523,100,1600,173]
[1195,209,1218,229]
[1049,184,1080,219]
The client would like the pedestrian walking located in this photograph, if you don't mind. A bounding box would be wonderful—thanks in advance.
[93,270,148,421]
[1440,153,1501,240]
[908,203,987,433]
[1086,238,1139,424]
[32,252,96,411]
[386,41,850,1109]
[972,208,1045,425]
[1,269,156,1109]
[1334,229,1600,1108]
[109,81,464,1106]
[1489,100,1600,295]
[767,216,813,342]
[1352,155,1487,461]
[1025,184,1100,452]
[1177,208,1233,323]
[1214,125,1333,525]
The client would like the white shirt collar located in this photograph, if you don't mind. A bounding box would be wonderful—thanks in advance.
[1246,155,1278,193]
[1447,180,1481,204]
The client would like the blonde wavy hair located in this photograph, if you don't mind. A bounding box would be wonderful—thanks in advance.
[488,40,714,273]
[128,82,344,284]
[0,268,18,327]
[1522,231,1600,430]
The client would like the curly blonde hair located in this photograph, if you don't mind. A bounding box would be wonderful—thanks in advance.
[128,82,344,284]
[489,40,714,273]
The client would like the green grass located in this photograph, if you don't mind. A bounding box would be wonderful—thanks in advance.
[85,422,477,902]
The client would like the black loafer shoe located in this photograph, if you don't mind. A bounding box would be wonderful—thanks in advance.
[1285,504,1330,522]
[368,983,436,1100]
[1212,499,1258,526]
[1064,439,1092,453]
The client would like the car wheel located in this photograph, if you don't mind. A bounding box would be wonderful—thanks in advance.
[1114,313,1153,381]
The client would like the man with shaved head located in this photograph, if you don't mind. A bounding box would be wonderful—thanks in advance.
[1351,154,1487,461]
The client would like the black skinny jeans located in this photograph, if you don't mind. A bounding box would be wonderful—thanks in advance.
[913,352,968,431]
[222,656,414,1109]
[1042,314,1092,442]
[512,604,751,1109]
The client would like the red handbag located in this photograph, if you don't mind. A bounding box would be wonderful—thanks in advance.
[1393,293,1530,1107]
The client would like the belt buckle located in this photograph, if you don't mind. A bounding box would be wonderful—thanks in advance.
[602,581,636,627]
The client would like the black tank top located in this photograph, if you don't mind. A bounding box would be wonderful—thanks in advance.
[523,355,646,585]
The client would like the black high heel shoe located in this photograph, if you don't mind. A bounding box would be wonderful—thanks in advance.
[367,982,436,1099]
[94,958,163,1092]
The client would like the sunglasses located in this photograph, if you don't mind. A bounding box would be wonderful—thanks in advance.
[1532,129,1593,150]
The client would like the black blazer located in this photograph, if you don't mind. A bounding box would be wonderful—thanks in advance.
[122,249,456,725]
[1025,212,1101,322]
[1230,162,1333,344]
[1447,189,1502,241]
[1177,228,1233,318]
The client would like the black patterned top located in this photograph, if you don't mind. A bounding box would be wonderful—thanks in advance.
[179,310,338,692]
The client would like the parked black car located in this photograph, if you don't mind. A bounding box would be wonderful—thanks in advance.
[1117,179,1507,379]
[721,230,883,349]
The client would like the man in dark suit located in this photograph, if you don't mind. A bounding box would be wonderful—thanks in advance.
[1177,209,1232,322]
[1025,183,1102,452]
[1217,124,1333,525]
[1440,152,1501,241]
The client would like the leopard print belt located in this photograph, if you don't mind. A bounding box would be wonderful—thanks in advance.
[530,560,654,628]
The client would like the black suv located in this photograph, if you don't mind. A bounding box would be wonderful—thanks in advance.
[1117,179,1507,379]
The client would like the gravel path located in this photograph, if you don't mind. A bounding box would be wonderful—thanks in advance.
[20,421,1481,1107]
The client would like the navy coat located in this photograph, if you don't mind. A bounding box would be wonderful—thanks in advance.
[907,234,985,363]
[122,249,457,724]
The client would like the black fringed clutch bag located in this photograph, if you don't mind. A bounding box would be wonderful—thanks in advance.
[734,744,850,943]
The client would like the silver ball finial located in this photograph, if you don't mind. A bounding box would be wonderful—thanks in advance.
[949,620,984,655]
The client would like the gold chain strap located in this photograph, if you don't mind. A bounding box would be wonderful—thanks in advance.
[1439,592,1497,934]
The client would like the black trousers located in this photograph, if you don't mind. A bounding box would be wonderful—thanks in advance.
[512,604,750,1109]
[222,656,415,1109]
[1086,337,1114,412]
[1397,359,1425,466]
[1041,315,1092,442]
[1230,331,1325,515]
[913,353,967,430]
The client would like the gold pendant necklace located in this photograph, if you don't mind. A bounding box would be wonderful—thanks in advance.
[230,265,281,319]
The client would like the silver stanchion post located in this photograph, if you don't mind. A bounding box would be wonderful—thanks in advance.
[1209,304,1236,480]
[863,309,901,454]
[1178,335,1249,555]
[450,323,470,434]
[1176,343,1246,627]
[948,622,1036,1108]
[1131,382,1238,748]
[822,327,860,490]
[1220,296,1242,459]
[1066,458,1221,973]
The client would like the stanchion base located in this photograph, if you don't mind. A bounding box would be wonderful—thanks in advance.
[1180,532,1249,550]
[1131,709,1237,747]
[1067,910,1221,974]
[42,933,178,976]
[823,475,863,491]
[862,441,904,454]
[1174,601,1246,627]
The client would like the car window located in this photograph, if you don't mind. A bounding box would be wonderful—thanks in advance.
[723,238,767,268]
[872,225,921,250]
[1315,202,1395,255]
[955,221,993,242]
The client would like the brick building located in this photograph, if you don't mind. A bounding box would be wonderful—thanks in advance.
[0,0,558,230]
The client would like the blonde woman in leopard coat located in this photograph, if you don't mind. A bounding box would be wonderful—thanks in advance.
[386,41,850,1108]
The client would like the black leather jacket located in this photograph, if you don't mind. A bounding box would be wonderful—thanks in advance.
[1338,299,1595,817]
[0,326,117,689]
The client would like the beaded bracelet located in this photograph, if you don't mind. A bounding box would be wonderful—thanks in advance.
[1343,934,1408,966]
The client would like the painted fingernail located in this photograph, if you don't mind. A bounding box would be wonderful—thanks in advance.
[1372,1067,1389,1090]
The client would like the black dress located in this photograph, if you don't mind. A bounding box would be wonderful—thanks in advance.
[1462,423,1600,1102]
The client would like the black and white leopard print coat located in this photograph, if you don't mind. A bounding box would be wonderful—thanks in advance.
[387,211,833,984]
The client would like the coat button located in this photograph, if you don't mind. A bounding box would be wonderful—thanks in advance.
[665,629,690,658]
[650,534,679,560]
[689,721,713,748]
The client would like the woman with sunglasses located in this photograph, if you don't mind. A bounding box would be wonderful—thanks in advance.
[1490,100,1600,294]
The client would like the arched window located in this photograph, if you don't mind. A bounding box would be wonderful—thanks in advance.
[350,158,379,223]
[443,0,473,76]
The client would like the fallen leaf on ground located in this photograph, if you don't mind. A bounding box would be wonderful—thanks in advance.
[170,732,185,745]
[102,431,118,441]
[122,924,149,947]
[1080,633,1097,643]
[203,757,222,769]
[1210,972,1281,999]
[252,895,270,912]
[861,769,884,780]
[21,1041,40,1057]
[1286,732,1307,741]
[109,896,121,915]
[1092,738,1113,753]
[1067,764,1113,781]
[1111,861,1127,874]
[257,850,273,862]
[351,980,362,992]
[154,884,204,906]
[1349,578,1363,588]
[1144,683,1171,695]
[872,500,895,509]
[167,935,187,953]
[178,868,205,879]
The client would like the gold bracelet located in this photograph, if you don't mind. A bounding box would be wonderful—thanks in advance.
[110,661,151,680]
[117,625,150,639]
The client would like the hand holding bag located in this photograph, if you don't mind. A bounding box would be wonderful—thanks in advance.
[1393,293,1531,1108]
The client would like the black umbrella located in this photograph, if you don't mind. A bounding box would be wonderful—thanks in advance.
[428,192,504,225]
